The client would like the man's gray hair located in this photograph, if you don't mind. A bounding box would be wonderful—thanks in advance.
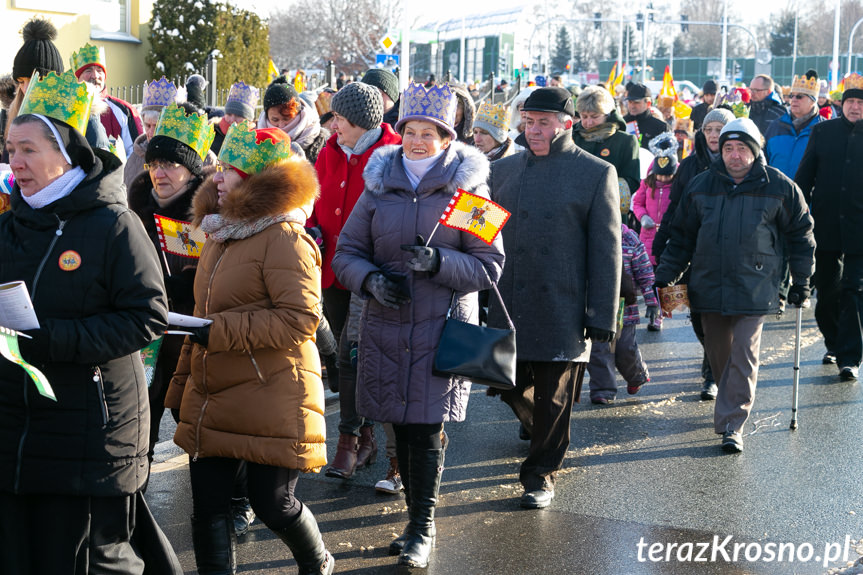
[753,74,774,91]
[557,113,573,125]
[141,109,161,124]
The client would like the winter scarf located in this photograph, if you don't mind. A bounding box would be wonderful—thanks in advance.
[200,208,309,243]
[339,127,382,160]
[22,166,86,209]
[402,149,446,190]
[579,121,618,142]
[260,100,321,150]
[793,109,818,133]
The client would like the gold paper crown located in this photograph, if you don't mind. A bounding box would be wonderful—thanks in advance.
[474,102,510,133]
[154,105,215,161]
[845,73,863,91]
[19,70,94,135]
[218,124,292,175]
[791,75,819,99]
[70,43,107,75]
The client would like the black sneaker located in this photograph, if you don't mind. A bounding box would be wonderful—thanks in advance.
[700,380,718,401]
[822,352,837,365]
[839,366,859,381]
[721,431,743,453]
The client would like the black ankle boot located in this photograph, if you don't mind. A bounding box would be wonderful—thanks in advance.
[271,504,334,575]
[191,514,237,574]
[397,447,444,568]
[389,439,412,556]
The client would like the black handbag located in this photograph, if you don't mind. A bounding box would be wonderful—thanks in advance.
[433,281,516,390]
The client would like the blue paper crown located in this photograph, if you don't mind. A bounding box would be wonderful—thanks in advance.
[395,83,458,139]
[142,77,178,110]
[227,81,259,108]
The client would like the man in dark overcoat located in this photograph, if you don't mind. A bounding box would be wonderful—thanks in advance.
[795,80,863,380]
[488,87,622,509]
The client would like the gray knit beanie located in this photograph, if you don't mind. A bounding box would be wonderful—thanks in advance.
[702,107,735,128]
[361,68,400,103]
[719,118,763,156]
[331,82,383,131]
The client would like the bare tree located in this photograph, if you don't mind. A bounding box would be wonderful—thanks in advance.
[269,0,402,75]
[798,0,863,56]
[673,0,751,58]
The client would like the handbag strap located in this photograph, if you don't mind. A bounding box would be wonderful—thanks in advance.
[447,271,516,331]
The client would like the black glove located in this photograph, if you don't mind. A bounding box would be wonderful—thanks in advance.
[646,305,661,324]
[585,327,615,343]
[304,225,324,255]
[187,325,210,347]
[400,244,440,272]
[787,284,811,307]
[164,268,196,310]
[363,272,410,309]
[17,328,50,365]
[653,280,670,289]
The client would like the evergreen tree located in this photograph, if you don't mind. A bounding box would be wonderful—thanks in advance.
[147,0,219,80]
[769,11,797,57]
[551,26,572,75]
[215,5,270,91]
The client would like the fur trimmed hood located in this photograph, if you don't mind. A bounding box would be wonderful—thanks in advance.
[192,158,320,227]
[363,140,489,197]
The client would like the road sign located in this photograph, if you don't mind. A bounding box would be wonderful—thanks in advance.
[375,54,400,68]
[380,34,397,53]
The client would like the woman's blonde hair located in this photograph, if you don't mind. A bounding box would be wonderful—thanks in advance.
[576,85,616,116]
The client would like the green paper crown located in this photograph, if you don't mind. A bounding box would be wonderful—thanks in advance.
[19,70,94,136]
[154,105,216,161]
[218,123,292,175]
[71,43,106,74]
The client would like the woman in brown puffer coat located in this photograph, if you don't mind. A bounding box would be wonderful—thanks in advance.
[168,125,333,575]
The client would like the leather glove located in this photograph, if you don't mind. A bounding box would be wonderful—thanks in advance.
[640,215,656,229]
[585,327,615,343]
[187,325,210,347]
[17,328,50,365]
[400,244,441,273]
[363,272,410,309]
[646,304,660,323]
[653,280,670,289]
[787,284,811,307]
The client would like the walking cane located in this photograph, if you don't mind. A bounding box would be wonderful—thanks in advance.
[790,305,803,430]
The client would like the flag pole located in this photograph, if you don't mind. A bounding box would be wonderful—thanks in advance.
[160,248,172,277]
[424,221,441,246]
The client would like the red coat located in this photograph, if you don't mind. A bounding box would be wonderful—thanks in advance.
[310,123,401,289]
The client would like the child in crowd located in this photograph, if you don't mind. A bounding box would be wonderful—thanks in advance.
[631,131,679,331]
[586,224,660,404]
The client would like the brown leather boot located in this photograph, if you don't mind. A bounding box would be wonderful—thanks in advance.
[355,425,378,469]
[325,434,358,479]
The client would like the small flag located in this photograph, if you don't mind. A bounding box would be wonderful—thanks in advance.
[267,59,279,85]
[439,189,510,245]
[613,66,625,91]
[0,171,14,215]
[154,214,207,258]
[606,62,617,88]
[139,337,163,388]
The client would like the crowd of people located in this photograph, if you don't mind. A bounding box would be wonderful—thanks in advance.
[1,15,862,575]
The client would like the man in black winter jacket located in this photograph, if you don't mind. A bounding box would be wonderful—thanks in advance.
[655,118,815,453]
[748,74,787,135]
[623,83,670,150]
[795,83,863,380]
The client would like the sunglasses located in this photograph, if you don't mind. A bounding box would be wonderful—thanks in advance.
[790,94,810,100]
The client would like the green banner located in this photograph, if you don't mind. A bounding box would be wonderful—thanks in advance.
[140,337,163,388]
[0,327,56,401]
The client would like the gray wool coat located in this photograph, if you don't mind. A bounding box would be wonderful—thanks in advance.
[488,129,622,363]
[332,142,505,424]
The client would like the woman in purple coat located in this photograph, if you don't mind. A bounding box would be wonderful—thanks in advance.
[331,83,504,569]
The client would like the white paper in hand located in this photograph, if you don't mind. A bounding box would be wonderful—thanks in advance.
[168,312,213,328]
[0,281,40,331]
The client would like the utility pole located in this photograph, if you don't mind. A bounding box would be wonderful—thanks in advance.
[792,4,799,78]
[720,0,728,85]
[832,0,841,89]
[641,10,648,82]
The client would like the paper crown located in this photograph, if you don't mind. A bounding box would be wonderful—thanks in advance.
[143,77,178,110]
[474,102,510,132]
[396,83,458,139]
[154,105,215,161]
[791,75,819,98]
[70,43,107,75]
[218,123,291,175]
[227,81,259,107]
[845,73,863,92]
[717,89,750,118]
[19,70,94,135]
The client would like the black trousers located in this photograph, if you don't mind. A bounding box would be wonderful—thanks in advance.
[814,249,843,354]
[0,491,143,574]
[189,457,301,530]
[832,254,863,368]
[499,361,586,492]
[690,312,714,382]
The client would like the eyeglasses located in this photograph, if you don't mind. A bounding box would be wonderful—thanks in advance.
[144,161,182,172]
[790,94,810,100]
[749,87,769,93]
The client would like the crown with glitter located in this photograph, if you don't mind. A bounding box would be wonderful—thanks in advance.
[153,105,215,161]
[70,43,107,75]
[19,70,94,135]
[475,102,510,132]
[227,81,259,108]
[142,77,178,110]
[791,74,819,99]
[395,83,458,139]
[844,73,863,92]
[218,123,292,175]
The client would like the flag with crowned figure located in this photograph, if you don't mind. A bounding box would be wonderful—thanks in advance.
[154,214,207,258]
[439,189,511,244]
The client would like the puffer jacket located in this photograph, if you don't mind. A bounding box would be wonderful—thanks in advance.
[0,150,168,496]
[631,177,673,265]
[170,159,327,472]
[764,111,824,178]
[310,123,401,289]
[331,142,505,425]
[655,158,815,315]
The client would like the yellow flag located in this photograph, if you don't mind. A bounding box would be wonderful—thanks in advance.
[606,62,617,88]
[440,189,511,244]
[267,59,279,85]
[154,214,207,258]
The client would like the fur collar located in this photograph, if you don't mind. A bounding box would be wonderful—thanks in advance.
[191,158,319,227]
[363,141,489,196]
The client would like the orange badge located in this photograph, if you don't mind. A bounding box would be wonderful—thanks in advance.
[600,148,610,157]
[58,250,82,271]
